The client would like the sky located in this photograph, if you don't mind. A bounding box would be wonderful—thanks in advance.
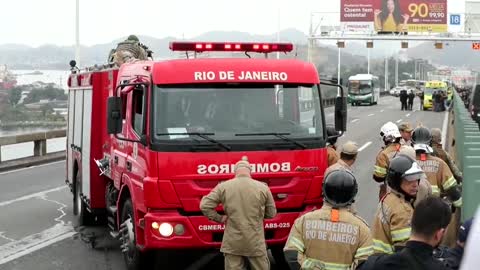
[0,0,476,47]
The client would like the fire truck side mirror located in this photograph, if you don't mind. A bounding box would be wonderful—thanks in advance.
[107,97,123,134]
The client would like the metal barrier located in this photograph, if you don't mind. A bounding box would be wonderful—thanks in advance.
[0,129,66,163]
[452,91,480,220]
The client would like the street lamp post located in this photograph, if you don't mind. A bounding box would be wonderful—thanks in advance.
[75,0,80,67]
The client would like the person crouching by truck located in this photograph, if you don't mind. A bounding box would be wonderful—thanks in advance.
[200,156,277,270]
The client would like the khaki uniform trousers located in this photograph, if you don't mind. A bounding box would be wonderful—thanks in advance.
[224,253,270,270]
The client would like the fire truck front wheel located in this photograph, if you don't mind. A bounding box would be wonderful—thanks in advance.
[120,199,152,270]
[73,169,96,226]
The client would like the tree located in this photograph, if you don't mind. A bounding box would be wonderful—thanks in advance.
[23,85,67,104]
[8,87,22,107]
[41,103,54,117]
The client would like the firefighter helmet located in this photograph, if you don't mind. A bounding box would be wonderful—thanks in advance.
[412,126,433,153]
[387,155,424,192]
[323,169,358,207]
[380,121,402,143]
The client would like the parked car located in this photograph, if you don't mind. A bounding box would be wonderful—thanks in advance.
[390,86,407,97]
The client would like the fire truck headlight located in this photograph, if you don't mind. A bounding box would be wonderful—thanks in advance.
[151,222,160,230]
[174,224,185,236]
[159,223,174,237]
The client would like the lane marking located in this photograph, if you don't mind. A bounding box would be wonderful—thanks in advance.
[351,119,360,123]
[396,119,403,123]
[358,142,372,152]
[380,110,385,112]
[40,196,68,225]
[0,161,64,176]
[0,233,15,242]
[0,224,76,265]
[368,114,374,117]
[0,186,67,207]
[441,110,449,146]
[406,113,411,117]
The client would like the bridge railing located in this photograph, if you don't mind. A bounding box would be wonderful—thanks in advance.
[452,91,480,220]
[0,129,66,171]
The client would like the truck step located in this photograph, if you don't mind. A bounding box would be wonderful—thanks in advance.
[107,206,117,215]
[110,231,119,239]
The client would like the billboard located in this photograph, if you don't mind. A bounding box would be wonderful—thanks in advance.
[340,0,375,32]
[341,0,448,33]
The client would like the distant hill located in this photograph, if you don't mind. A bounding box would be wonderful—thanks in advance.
[407,41,480,70]
[0,29,310,70]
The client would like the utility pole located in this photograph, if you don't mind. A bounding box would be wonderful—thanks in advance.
[385,57,389,91]
[338,47,341,85]
[308,13,314,62]
[75,0,80,67]
[276,7,280,60]
[367,48,370,74]
[395,54,399,87]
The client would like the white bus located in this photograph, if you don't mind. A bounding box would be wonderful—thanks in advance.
[347,74,381,106]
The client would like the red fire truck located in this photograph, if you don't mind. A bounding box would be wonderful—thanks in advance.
[66,41,347,269]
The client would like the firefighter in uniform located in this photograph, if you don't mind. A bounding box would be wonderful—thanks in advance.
[398,122,414,147]
[398,145,432,207]
[411,127,462,248]
[372,154,425,254]
[373,122,403,200]
[200,156,277,270]
[326,126,340,167]
[283,169,373,270]
[430,128,463,183]
[325,141,358,176]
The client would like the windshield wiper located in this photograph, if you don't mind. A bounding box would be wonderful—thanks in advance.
[234,132,307,149]
[156,132,231,151]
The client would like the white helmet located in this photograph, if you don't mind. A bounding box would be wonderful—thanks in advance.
[380,122,402,143]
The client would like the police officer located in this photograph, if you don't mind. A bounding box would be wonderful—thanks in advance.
[108,34,152,66]
[373,122,403,200]
[430,128,463,183]
[398,122,413,147]
[411,126,462,248]
[326,125,340,167]
[325,141,358,176]
[284,169,373,270]
[200,156,277,270]
[372,154,425,254]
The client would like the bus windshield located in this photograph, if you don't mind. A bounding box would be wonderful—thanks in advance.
[151,84,325,152]
[348,80,372,94]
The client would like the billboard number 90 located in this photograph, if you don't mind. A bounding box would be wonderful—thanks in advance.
[408,3,428,18]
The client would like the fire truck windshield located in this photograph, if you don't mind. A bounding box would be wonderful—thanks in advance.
[151,84,325,152]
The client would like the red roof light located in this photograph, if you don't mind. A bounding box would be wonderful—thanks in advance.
[169,41,293,53]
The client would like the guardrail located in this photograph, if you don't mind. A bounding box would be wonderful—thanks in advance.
[0,130,66,171]
[452,91,480,220]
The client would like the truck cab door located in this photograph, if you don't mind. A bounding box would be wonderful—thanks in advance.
[123,85,148,206]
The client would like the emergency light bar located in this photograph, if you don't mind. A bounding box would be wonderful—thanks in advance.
[169,41,293,53]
